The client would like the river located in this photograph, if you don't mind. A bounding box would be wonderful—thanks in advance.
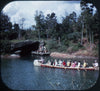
[1,55,99,90]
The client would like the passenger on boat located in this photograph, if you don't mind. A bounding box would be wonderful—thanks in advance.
[77,61,81,68]
[39,46,42,53]
[40,57,44,63]
[51,60,53,65]
[71,61,76,67]
[58,59,62,66]
[83,60,87,68]
[93,60,98,68]
[47,60,51,65]
[62,60,66,66]
[67,61,71,67]
[54,59,58,66]
[43,46,47,53]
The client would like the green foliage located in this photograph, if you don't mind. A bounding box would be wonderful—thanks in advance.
[72,45,79,52]
[46,39,67,52]
[46,40,58,51]
[0,40,11,54]
[0,1,99,57]
[57,45,67,52]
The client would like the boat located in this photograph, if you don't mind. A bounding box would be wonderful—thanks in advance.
[31,51,50,56]
[33,57,44,66]
[41,64,99,71]
[33,60,99,71]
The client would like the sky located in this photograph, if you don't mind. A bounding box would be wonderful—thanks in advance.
[2,1,81,29]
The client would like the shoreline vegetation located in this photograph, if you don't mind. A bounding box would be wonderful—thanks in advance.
[1,51,98,60]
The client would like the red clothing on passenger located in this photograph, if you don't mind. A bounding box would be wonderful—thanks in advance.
[63,61,66,66]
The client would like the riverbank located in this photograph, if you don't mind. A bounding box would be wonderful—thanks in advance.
[50,52,98,59]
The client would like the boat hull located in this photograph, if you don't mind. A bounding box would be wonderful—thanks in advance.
[33,59,42,66]
[32,51,50,56]
[40,64,99,71]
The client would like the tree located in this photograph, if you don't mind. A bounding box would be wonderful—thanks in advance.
[0,12,12,40]
[13,23,20,39]
[80,0,96,45]
[45,12,57,39]
[18,18,25,39]
[61,11,79,42]
[0,12,12,54]
[34,11,45,40]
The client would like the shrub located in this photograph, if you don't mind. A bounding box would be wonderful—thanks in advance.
[72,45,79,52]
[0,40,11,54]
[47,40,58,50]
[58,45,67,52]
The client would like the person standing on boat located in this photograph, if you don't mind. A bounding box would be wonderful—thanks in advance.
[93,60,98,68]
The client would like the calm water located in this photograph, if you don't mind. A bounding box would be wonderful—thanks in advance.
[1,55,99,90]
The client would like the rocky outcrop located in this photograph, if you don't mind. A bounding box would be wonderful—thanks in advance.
[11,40,40,56]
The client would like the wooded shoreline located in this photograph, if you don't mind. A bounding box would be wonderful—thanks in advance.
[1,52,98,60]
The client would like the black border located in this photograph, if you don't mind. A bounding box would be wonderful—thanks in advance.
[0,0,100,91]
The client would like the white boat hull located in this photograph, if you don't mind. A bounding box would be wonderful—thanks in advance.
[33,59,42,66]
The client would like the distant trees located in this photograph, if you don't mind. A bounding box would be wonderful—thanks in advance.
[34,4,99,46]
[0,12,12,53]
[34,11,45,40]
[0,0,99,55]
[0,12,12,40]
[18,18,25,39]
[34,11,58,40]
[13,23,20,39]
[0,12,22,40]
[45,12,57,39]
[61,12,79,42]
[80,0,99,46]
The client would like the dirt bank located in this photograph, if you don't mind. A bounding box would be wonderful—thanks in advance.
[50,52,98,59]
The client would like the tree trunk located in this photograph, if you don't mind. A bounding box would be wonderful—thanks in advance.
[46,29,49,40]
[92,31,94,44]
[89,30,92,47]
[38,29,40,40]
[86,25,87,39]
[18,29,21,40]
[58,37,61,46]
[81,22,84,45]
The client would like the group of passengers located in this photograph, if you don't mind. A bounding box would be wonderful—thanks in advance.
[46,59,99,68]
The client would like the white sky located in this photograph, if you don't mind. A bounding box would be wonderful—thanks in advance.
[2,1,81,29]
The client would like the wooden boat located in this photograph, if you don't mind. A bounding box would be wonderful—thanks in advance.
[41,64,99,71]
[33,60,99,71]
[31,51,50,56]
